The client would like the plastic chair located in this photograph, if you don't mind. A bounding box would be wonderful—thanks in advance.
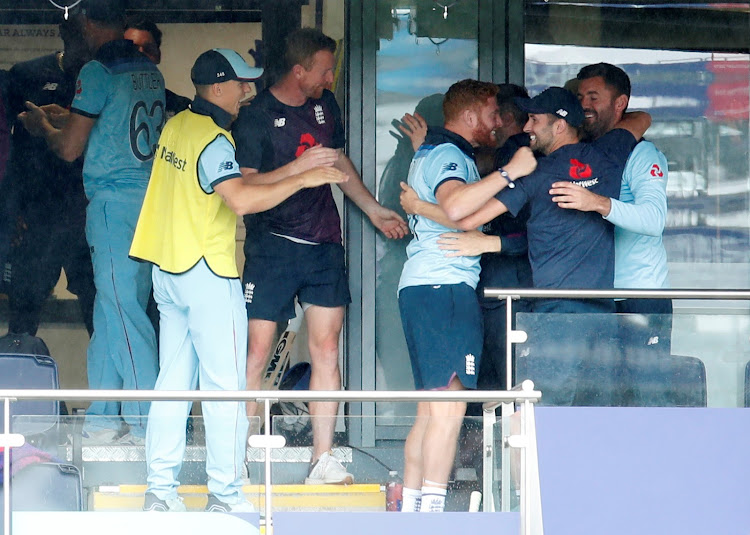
[0,462,83,523]
[667,355,707,407]
[0,353,60,438]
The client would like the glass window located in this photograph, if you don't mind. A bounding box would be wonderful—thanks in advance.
[523,2,750,290]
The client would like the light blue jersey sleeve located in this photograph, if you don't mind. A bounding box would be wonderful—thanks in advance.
[197,134,242,194]
[422,144,471,198]
[605,141,668,237]
[71,61,109,118]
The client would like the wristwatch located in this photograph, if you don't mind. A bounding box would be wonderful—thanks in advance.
[498,167,515,189]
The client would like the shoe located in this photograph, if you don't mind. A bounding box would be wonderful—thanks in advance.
[143,492,186,512]
[205,493,256,513]
[81,428,120,445]
[304,451,354,485]
[116,432,145,446]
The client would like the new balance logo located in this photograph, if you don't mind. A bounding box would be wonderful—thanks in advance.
[556,108,568,117]
[218,161,234,172]
[314,105,325,125]
[244,282,255,303]
[465,354,476,375]
[42,82,58,91]
[274,118,286,127]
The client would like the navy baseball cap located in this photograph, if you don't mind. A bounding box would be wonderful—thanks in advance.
[514,87,584,127]
[78,0,127,24]
[191,49,263,85]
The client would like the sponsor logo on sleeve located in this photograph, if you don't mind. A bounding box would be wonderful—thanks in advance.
[218,161,234,173]
[441,162,458,172]
[650,163,664,178]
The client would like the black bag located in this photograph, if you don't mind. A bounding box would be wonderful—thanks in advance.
[271,362,312,446]
[0,332,51,357]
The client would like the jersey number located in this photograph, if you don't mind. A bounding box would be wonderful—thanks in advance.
[130,100,165,162]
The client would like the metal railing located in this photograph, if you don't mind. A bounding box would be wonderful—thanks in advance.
[482,288,750,392]
[0,385,542,535]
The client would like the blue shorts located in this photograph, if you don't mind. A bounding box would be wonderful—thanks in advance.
[398,283,483,390]
[242,232,351,323]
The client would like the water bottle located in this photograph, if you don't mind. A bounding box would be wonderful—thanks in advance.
[385,470,403,511]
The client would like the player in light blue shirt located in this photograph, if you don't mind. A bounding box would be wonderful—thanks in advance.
[20,0,164,442]
[398,141,483,291]
[607,140,669,290]
[396,80,536,513]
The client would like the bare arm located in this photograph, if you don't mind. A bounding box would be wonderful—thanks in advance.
[215,166,348,216]
[240,144,339,185]
[19,101,93,162]
[438,230,501,257]
[397,112,428,152]
[548,182,612,215]
[615,111,652,140]
[400,180,510,232]
[438,147,536,221]
[336,152,408,239]
[399,181,457,228]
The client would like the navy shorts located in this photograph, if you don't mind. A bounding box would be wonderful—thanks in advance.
[398,283,483,390]
[242,232,351,323]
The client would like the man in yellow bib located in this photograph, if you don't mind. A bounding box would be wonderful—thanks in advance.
[129,48,347,512]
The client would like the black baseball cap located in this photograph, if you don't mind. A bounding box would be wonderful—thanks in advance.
[514,87,584,127]
[191,49,264,85]
[78,0,127,24]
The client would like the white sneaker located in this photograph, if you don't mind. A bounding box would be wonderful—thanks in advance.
[116,432,145,446]
[205,494,256,513]
[143,492,187,512]
[304,451,354,485]
[81,428,120,445]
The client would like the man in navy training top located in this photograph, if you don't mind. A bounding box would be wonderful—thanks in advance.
[20,0,164,444]
[549,63,671,405]
[402,86,651,406]
[3,15,95,338]
[232,28,408,485]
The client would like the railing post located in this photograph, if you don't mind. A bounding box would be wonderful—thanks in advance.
[3,397,10,535]
[1,397,26,535]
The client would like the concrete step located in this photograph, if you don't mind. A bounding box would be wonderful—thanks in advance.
[92,483,385,512]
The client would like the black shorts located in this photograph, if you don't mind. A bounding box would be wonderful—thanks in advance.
[398,283,483,390]
[242,232,351,323]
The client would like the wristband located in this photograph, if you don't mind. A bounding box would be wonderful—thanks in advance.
[498,167,515,189]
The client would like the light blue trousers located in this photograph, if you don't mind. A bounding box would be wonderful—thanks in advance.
[85,196,158,435]
[146,261,249,502]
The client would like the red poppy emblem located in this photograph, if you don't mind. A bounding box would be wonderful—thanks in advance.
[569,158,592,180]
[295,133,316,158]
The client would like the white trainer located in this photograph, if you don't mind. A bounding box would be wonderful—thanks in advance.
[304,451,354,485]
[116,432,145,447]
[143,492,187,512]
[205,494,256,513]
[81,428,120,445]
